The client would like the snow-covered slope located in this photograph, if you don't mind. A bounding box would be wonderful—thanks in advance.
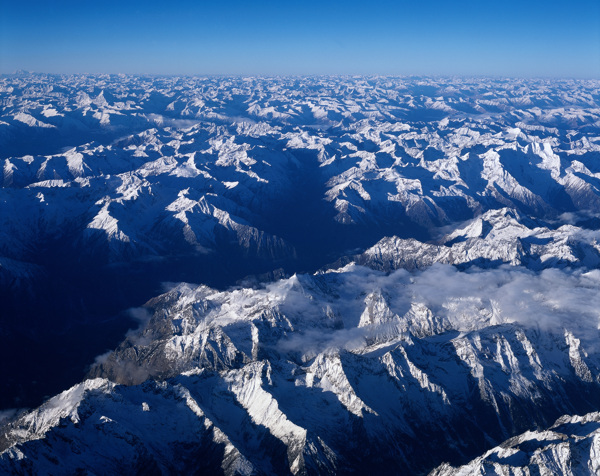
[431,411,600,475]
[354,207,600,271]
[0,379,256,475]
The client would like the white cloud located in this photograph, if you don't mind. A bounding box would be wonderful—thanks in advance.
[274,264,600,356]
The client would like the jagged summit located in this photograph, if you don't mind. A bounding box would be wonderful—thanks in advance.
[432,411,600,475]
[354,207,600,272]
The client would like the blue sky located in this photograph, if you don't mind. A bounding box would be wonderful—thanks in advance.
[1,0,599,77]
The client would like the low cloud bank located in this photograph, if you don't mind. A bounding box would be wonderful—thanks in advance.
[277,264,600,355]
[338,264,600,331]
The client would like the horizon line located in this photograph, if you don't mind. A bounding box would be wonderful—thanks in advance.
[2,71,599,81]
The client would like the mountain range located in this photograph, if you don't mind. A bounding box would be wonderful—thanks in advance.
[1,74,600,474]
